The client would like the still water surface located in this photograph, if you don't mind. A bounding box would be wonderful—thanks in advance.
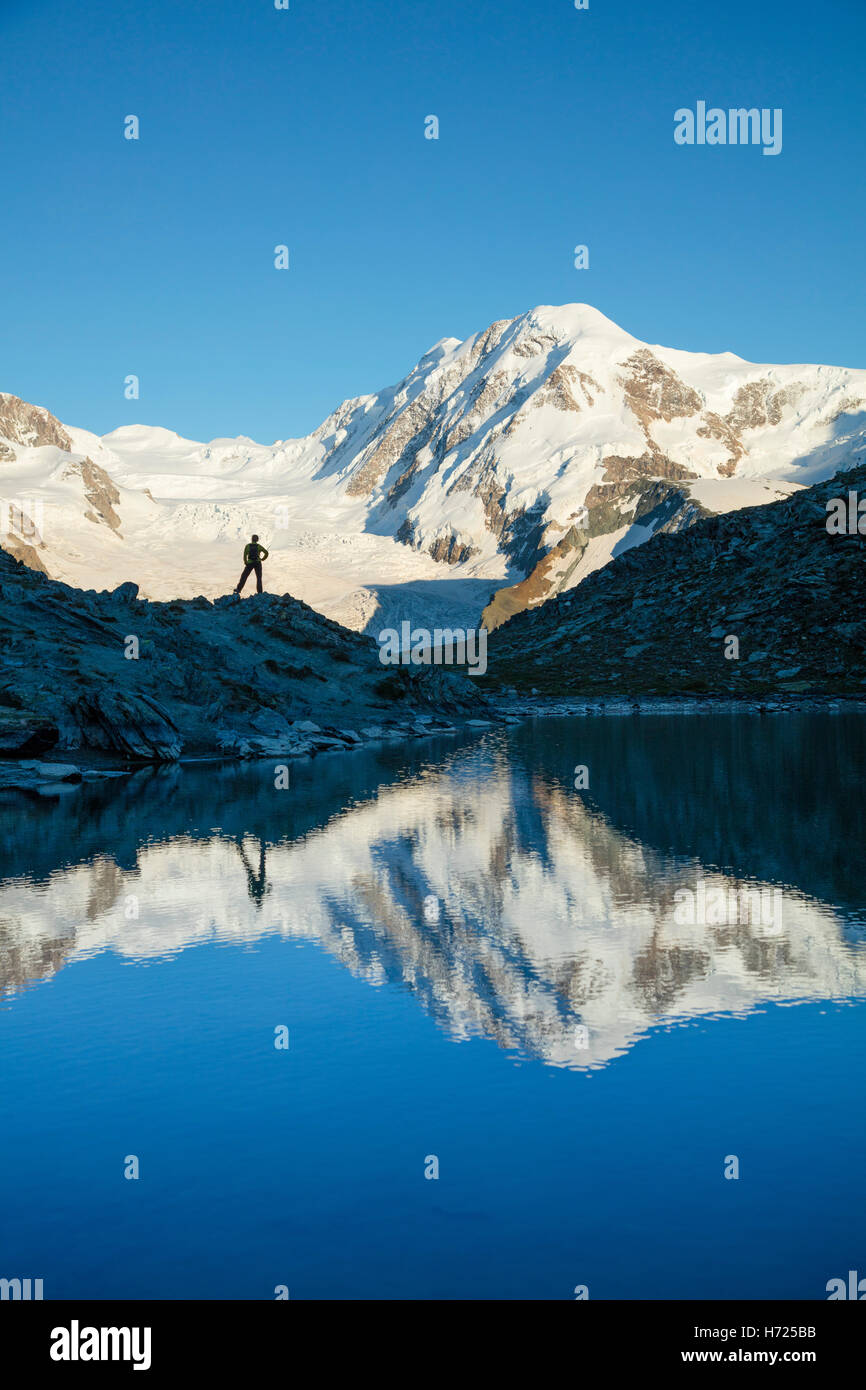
[1,714,864,1298]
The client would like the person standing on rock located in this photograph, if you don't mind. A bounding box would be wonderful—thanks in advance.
[234,534,269,596]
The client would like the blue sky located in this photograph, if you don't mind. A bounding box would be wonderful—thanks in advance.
[1,0,863,443]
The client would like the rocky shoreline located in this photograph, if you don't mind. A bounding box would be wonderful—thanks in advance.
[492,692,866,718]
[0,710,502,791]
[3,692,863,795]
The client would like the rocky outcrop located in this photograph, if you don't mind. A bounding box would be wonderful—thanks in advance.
[0,551,486,762]
[481,524,589,630]
[487,459,866,697]
[72,692,183,759]
[482,475,709,630]
[696,380,807,475]
[618,349,704,452]
[0,392,72,451]
[426,530,480,565]
[76,458,123,532]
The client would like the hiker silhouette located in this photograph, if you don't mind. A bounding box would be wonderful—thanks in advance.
[235,534,269,595]
[236,835,271,909]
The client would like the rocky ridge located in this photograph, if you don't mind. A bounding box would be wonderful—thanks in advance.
[0,548,487,764]
[487,460,866,697]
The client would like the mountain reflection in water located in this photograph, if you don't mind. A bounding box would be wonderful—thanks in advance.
[2,713,863,1071]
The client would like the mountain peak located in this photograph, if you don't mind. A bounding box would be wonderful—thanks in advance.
[419,336,462,364]
[518,302,633,337]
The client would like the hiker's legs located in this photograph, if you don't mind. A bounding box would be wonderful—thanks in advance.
[236,563,254,593]
[254,562,263,593]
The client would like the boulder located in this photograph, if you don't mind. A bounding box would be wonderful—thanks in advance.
[248,709,294,739]
[112,581,139,602]
[18,761,82,782]
[74,692,183,761]
[0,710,58,754]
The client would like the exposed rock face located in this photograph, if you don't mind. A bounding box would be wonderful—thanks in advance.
[482,525,588,630]
[1,536,49,574]
[0,393,72,451]
[0,399,144,580]
[487,459,866,698]
[78,458,123,532]
[347,396,437,498]
[530,363,601,414]
[581,457,697,539]
[618,349,704,451]
[482,471,708,630]
[697,381,807,475]
[426,531,479,565]
[0,550,485,762]
[73,692,183,760]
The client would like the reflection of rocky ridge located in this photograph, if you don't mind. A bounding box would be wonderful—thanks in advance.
[1,718,863,1067]
[528,713,866,916]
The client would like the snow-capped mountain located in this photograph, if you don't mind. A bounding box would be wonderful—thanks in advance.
[2,304,865,632]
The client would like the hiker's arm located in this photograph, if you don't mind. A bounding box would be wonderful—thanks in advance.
[260,546,269,560]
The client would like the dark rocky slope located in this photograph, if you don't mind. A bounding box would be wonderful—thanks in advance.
[487,461,866,697]
[0,551,483,761]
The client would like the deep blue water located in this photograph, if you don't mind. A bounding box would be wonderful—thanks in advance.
[0,714,864,1299]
